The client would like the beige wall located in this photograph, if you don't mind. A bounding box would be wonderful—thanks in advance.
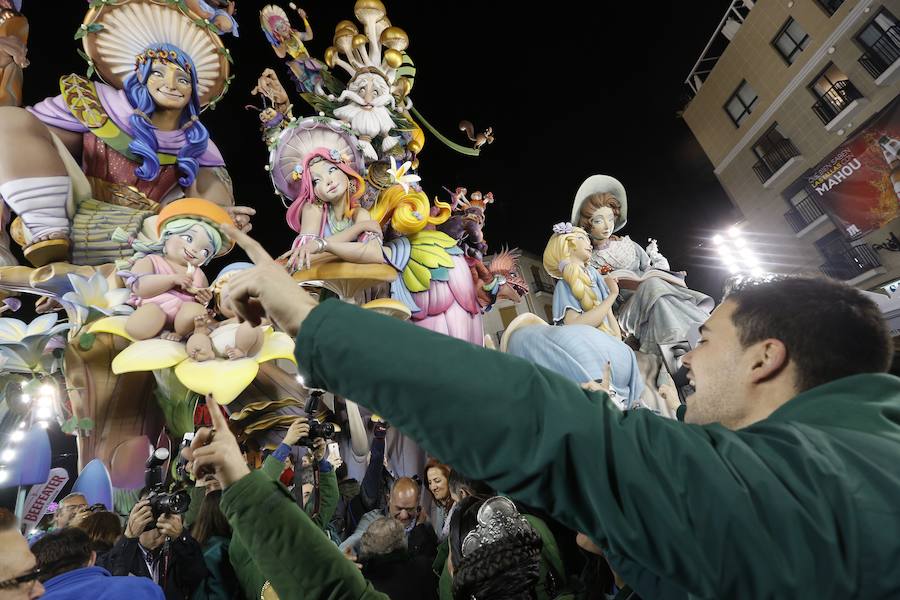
[683,0,858,165]
[683,0,900,289]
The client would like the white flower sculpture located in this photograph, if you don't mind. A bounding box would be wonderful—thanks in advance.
[0,314,70,374]
[387,156,421,193]
[60,273,133,332]
[87,317,296,405]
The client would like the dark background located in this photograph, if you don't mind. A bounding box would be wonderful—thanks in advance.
[3,1,738,509]
[17,0,738,294]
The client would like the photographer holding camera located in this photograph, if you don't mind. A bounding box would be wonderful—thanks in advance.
[99,484,207,599]
[228,415,340,600]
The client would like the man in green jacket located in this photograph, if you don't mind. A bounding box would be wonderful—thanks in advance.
[207,225,899,599]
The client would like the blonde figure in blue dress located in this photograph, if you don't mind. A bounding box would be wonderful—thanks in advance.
[502,223,643,409]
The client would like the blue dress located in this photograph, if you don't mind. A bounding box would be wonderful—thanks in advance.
[506,267,644,408]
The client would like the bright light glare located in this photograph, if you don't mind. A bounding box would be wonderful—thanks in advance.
[734,238,747,248]
[37,395,52,408]
[40,385,54,397]
[0,470,7,485]
[751,267,765,277]
[728,226,740,238]
[38,421,49,429]
[36,407,52,420]
[10,431,24,443]
[20,394,30,405]
[712,234,724,245]
[1,449,15,462]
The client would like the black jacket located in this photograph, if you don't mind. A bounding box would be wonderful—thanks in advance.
[98,533,207,600]
[362,551,438,600]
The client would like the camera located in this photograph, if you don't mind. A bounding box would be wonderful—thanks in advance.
[298,389,335,446]
[144,447,191,531]
[301,420,336,446]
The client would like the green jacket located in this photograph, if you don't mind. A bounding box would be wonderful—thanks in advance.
[222,470,388,600]
[229,454,340,599]
[295,299,900,599]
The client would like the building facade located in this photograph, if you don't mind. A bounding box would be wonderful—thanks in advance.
[683,0,900,291]
[480,250,556,347]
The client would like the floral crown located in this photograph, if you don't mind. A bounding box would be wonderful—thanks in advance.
[552,222,574,235]
[290,148,350,181]
[134,46,192,72]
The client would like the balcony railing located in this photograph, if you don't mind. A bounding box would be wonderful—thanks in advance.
[812,79,863,124]
[784,194,825,232]
[859,25,900,79]
[820,244,882,280]
[752,138,801,183]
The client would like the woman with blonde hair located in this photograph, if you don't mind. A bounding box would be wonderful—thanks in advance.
[500,223,644,409]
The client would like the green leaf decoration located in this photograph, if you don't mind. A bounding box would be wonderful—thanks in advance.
[78,332,96,351]
[74,27,87,41]
[61,416,78,434]
[78,418,95,431]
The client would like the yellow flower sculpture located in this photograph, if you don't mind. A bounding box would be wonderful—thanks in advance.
[88,317,296,405]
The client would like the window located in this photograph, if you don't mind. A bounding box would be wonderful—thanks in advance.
[752,124,789,161]
[857,8,898,48]
[815,0,845,16]
[855,8,900,79]
[773,18,810,64]
[724,80,758,127]
[751,124,800,183]
[808,63,862,124]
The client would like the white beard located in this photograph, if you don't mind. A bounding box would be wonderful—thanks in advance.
[334,102,395,139]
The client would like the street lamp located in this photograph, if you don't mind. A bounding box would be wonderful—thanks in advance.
[713,226,766,277]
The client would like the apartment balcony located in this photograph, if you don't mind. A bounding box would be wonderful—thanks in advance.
[859,25,900,85]
[783,194,830,236]
[812,79,866,130]
[752,138,801,186]
[532,277,554,295]
[820,244,885,285]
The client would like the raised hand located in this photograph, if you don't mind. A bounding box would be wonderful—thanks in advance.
[124,500,154,538]
[183,395,250,489]
[220,224,317,338]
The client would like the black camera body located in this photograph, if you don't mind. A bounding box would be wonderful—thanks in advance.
[144,447,190,531]
[298,389,336,446]
[302,420,336,446]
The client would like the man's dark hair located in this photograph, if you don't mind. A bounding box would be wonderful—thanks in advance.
[31,527,93,582]
[727,276,892,392]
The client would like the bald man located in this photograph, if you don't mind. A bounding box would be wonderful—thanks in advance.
[340,477,438,560]
[0,509,44,599]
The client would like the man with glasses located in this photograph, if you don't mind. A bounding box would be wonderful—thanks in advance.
[0,508,44,599]
[51,495,87,530]
[341,477,438,561]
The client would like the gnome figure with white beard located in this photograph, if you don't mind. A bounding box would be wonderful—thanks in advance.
[321,1,410,161]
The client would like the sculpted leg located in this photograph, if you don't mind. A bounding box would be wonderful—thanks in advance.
[0,107,71,265]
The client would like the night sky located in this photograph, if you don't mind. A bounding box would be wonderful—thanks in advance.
[17,0,739,297]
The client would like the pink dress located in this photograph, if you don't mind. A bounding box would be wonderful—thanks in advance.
[129,254,206,328]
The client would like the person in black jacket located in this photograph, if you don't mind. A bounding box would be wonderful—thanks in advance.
[360,516,437,600]
[97,495,207,600]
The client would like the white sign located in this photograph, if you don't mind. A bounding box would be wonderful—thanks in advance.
[21,468,69,532]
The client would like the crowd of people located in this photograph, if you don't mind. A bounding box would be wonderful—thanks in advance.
[2,225,900,600]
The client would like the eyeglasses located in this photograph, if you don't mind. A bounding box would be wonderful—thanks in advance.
[0,567,41,590]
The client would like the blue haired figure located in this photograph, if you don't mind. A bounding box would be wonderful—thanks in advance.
[0,0,253,267]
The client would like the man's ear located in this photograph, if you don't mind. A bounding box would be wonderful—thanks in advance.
[748,338,789,384]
